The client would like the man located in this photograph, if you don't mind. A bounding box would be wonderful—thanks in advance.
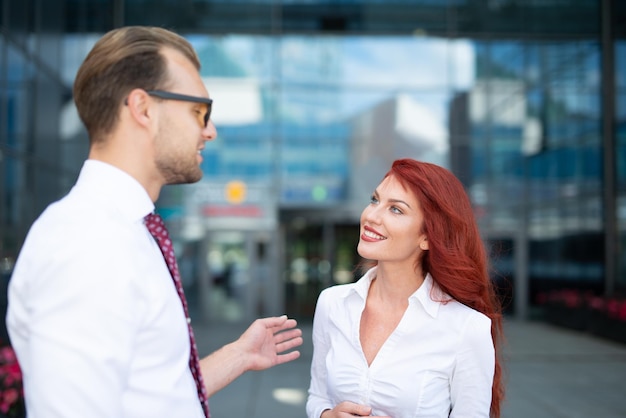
[6,26,303,417]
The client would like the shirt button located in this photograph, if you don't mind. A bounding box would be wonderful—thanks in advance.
[187,317,192,324]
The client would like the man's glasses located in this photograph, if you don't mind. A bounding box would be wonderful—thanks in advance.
[146,90,213,128]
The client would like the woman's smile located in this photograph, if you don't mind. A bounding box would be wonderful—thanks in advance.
[362,226,386,241]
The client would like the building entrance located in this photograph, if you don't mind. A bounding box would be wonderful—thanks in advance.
[199,230,283,323]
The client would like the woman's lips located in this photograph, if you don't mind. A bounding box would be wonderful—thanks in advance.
[361,226,386,241]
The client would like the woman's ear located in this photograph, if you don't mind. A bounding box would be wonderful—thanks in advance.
[419,237,428,251]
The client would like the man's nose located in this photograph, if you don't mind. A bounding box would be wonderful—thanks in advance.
[203,120,218,141]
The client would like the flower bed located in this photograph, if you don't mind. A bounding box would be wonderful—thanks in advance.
[0,342,24,418]
[587,295,626,344]
[537,289,626,345]
[538,289,590,331]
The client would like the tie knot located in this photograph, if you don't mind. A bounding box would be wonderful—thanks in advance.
[144,212,163,227]
[144,212,168,238]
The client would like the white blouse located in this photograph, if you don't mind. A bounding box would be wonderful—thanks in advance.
[306,267,495,418]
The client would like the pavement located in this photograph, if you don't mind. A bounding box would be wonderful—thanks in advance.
[192,317,626,418]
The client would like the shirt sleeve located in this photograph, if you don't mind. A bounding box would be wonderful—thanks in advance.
[449,311,495,418]
[18,224,145,418]
[306,289,334,418]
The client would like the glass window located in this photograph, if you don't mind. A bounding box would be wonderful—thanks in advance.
[0,1,617,319]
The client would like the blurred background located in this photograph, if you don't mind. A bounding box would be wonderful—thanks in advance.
[2,1,626,417]
[1,0,625,337]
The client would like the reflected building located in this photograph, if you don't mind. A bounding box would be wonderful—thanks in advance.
[450,42,609,316]
[1,0,625,324]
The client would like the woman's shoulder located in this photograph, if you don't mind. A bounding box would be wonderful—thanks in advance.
[438,299,492,337]
[318,281,358,300]
[427,276,490,324]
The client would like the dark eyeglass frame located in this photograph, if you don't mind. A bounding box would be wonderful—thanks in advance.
[146,90,213,127]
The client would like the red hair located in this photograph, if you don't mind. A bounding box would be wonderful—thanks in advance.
[385,158,504,418]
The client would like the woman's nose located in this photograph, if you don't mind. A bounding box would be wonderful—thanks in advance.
[362,205,381,223]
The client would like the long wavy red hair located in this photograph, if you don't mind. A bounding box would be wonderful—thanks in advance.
[384,158,505,418]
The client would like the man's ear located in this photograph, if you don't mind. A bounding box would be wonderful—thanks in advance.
[124,88,153,128]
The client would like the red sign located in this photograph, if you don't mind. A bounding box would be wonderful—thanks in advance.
[202,205,263,217]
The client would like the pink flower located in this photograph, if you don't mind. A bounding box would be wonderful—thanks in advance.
[607,299,620,319]
[618,301,626,322]
[0,347,16,363]
[2,388,19,406]
[589,296,606,311]
[0,343,24,415]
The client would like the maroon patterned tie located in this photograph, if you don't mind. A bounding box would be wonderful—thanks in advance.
[144,213,210,417]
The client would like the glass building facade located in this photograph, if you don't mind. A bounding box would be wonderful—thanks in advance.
[1,0,625,323]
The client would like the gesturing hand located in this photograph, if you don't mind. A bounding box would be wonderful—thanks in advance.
[237,315,303,371]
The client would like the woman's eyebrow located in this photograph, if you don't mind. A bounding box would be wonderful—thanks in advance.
[388,198,411,209]
[375,188,411,209]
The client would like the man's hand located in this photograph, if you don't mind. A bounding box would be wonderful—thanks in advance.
[200,315,303,396]
[237,315,303,371]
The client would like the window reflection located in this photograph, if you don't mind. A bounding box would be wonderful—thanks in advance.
[0,4,622,323]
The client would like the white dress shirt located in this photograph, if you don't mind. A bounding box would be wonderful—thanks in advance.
[306,267,495,418]
[6,160,204,418]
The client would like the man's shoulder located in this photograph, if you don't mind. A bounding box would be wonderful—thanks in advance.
[27,188,138,250]
[32,191,101,231]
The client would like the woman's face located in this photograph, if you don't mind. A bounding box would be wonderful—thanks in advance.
[357,175,428,265]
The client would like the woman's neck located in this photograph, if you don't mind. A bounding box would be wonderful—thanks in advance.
[371,263,425,303]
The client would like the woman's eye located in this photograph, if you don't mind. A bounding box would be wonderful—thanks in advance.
[390,206,402,214]
[369,195,378,204]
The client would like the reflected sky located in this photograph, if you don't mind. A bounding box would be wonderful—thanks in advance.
[188,34,475,126]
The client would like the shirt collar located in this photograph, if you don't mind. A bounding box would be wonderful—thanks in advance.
[351,266,446,318]
[75,160,155,222]
[414,273,447,318]
[352,266,377,300]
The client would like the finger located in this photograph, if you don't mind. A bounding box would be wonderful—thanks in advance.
[273,328,302,343]
[252,316,285,331]
[276,335,303,354]
[259,316,299,333]
[274,349,301,365]
[340,402,372,416]
[270,318,298,332]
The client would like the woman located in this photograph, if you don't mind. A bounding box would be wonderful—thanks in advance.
[306,158,504,418]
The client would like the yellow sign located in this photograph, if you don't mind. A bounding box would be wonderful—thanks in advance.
[225,180,246,204]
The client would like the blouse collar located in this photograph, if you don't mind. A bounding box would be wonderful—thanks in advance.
[352,266,448,319]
